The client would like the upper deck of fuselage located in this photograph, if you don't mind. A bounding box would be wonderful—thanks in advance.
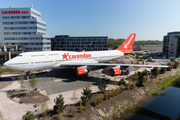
[17,50,123,58]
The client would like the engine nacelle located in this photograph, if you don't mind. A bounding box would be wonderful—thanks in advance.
[75,68,88,76]
[109,68,121,76]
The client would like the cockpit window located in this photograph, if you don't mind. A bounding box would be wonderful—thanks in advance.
[18,55,22,57]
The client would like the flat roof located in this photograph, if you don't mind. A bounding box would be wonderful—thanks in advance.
[54,35,108,38]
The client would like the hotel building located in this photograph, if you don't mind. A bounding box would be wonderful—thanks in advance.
[0,7,51,52]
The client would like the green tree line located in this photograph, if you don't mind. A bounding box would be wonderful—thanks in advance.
[108,38,163,48]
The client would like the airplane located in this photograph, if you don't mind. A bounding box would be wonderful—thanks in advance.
[3,33,169,77]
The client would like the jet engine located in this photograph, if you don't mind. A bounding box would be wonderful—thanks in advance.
[75,67,88,76]
[109,68,121,76]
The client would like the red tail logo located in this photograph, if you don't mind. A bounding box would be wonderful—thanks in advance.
[116,33,136,53]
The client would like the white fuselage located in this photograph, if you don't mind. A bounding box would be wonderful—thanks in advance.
[3,50,124,71]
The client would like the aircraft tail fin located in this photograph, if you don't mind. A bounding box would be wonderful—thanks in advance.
[116,33,136,54]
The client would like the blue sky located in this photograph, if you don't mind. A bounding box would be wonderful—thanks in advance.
[1,0,180,40]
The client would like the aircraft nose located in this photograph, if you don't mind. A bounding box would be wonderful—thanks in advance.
[3,61,9,68]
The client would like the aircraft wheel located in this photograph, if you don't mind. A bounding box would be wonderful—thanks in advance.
[25,72,30,80]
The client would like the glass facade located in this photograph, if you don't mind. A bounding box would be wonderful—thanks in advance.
[51,35,108,51]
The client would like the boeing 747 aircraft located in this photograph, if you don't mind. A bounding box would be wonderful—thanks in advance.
[3,33,169,77]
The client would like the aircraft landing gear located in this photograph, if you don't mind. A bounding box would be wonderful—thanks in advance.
[86,70,90,76]
[26,72,30,80]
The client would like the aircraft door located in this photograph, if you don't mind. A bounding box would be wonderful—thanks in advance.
[30,61,34,66]
[55,60,58,64]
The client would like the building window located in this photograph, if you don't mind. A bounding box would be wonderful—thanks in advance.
[170,47,174,50]
[37,27,46,31]
[32,12,41,17]
[21,16,30,19]
[37,22,46,27]
[170,51,174,54]
[170,43,174,46]
[2,17,10,19]
[171,36,175,38]
[171,40,175,42]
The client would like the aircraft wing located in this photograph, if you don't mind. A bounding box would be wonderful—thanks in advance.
[60,63,169,68]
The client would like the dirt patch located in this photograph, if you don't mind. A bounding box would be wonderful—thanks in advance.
[7,90,49,104]
[0,77,13,90]
[39,66,180,120]
[38,87,147,120]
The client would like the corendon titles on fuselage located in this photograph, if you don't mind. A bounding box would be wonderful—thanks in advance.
[62,53,91,60]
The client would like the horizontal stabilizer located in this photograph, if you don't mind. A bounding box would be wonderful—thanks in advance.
[169,62,178,67]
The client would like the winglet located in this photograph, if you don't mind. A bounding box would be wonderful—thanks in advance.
[82,50,85,52]
[116,33,136,53]
[169,62,178,67]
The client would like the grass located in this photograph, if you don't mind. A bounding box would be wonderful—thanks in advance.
[80,101,83,113]
[84,101,88,111]
[145,81,158,96]
[104,92,108,101]
[108,91,112,99]
[94,100,97,107]
[71,106,76,117]
[112,89,115,97]
[0,111,4,120]
[154,90,163,96]
[57,112,61,120]
[146,59,153,62]
[0,66,20,74]
[157,74,180,88]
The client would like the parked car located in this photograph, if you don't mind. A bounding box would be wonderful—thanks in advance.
[147,57,155,62]
[156,53,163,56]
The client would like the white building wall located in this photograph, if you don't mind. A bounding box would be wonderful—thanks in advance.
[0,7,51,52]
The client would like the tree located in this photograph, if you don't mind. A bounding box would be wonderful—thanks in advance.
[98,80,107,93]
[22,111,36,120]
[54,94,65,113]
[167,63,172,71]
[159,68,166,74]
[29,74,37,95]
[142,69,148,76]
[81,87,92,102]
[139,75,148,85]
[18,73,24,90]
[136,55,139,59]
[118,78,127,89]
[132,73,138,81]
[173,62,179,69]
[171,58,175,62]
[151,67,159,77]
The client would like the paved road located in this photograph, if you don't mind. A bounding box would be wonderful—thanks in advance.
[23,68,104,95]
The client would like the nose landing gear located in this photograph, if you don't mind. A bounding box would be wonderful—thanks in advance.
[25,72,30,80]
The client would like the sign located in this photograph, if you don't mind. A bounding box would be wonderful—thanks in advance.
[2,10,29,14]
[62,53,91,60]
